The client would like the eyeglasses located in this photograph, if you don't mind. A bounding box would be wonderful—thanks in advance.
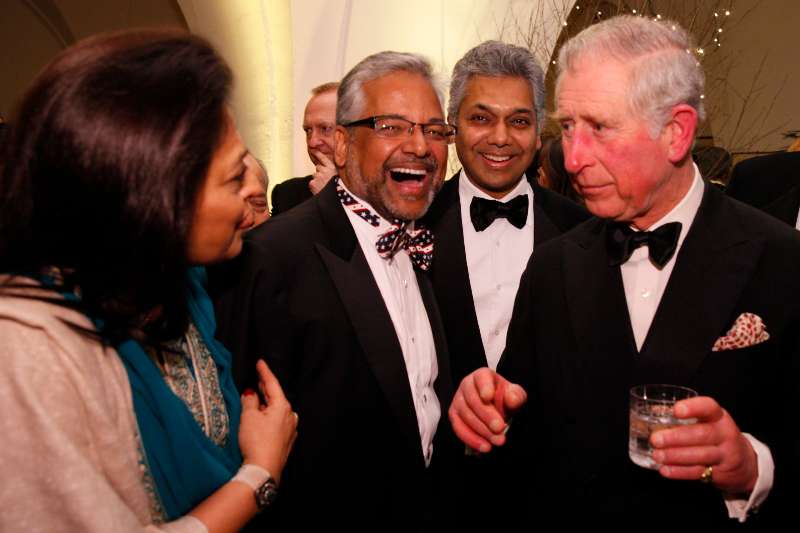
[342,115,456,143]
[247,196,269,214]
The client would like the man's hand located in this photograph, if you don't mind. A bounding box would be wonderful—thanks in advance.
[309,151,337,194]
[448,368,527,452]
[651,396,758,494]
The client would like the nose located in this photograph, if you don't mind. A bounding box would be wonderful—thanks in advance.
[562,127,592,175]
[487,121,510,146]
[402,125,432,157]
[308,129,323,148]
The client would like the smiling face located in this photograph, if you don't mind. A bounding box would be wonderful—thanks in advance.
[187,110,254,264]
[334,71,447,221]
[453,75,540,199]
[555,57,694,229]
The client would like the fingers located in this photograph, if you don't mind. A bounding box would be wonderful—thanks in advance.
[652,445,722,467]
[651,422,719,449]
[241,388,260,410]
[658,464,711,481]
[256,359,288,404]
[461,373,506,433]
[450,390,505,447]
[314,151,334,168]
[673,396,723,422]
[504,383,527,412]
[449,407,493,452]
[472,368,497,403]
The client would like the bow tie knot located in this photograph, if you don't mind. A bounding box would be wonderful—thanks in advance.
[376,223,433,271]
[470,194,529,232]
[336,178,433,271]
[606,221,682,268]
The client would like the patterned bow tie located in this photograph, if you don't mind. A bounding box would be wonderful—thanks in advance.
[606,221,682,268]
[470,194,529,232]
[336,179,433,271]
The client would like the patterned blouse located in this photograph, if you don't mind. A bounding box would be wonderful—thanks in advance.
[139,321,231,522]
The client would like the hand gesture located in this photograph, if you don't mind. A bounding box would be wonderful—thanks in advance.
[448,367,527,452]
[309,151,336,195]
[238,359,298,484]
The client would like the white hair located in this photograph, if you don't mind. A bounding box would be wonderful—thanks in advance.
[557,15,705,136]
[336,51,444,124]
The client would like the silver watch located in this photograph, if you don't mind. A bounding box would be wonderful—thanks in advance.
[255,476,278,511]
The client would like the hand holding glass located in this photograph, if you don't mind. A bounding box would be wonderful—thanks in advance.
[629,384,698,469]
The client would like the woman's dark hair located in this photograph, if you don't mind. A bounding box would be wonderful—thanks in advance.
[539,136,584,205]
[0,29,232,343]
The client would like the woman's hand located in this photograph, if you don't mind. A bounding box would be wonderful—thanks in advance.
[238,359,297,484]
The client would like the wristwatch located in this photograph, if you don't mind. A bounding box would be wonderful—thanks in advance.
[255,476,279,511]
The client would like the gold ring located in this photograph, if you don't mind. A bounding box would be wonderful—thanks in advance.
[700,466,713,484]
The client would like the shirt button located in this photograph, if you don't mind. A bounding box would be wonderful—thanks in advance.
[494,330,500,336]
[402,279,408,288]
[641,289,651,299]
[411,336,416,343]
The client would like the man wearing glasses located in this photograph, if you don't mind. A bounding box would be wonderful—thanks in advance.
[213,51,458,531]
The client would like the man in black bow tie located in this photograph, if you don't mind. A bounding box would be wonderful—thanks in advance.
[449,16,800,528]
[422,40,587,529]
[424,40,588,388]
[212,51,459,531]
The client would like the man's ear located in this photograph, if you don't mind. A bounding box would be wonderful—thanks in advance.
[334,126,348,168]
[664,104,698,164]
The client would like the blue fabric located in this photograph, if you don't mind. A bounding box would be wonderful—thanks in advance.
[114,267,243,519]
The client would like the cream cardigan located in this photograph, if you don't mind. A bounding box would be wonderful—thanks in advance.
[0,283,203,532]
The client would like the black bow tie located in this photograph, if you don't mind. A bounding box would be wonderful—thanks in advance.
[470,195,529,232]
[606,221,682,268]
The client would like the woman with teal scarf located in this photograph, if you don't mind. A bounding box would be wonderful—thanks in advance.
[0,30,296,532]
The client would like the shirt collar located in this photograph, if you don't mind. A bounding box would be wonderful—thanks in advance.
[458,169,533,202]
[338,178,414,237]
[637,163,704,249]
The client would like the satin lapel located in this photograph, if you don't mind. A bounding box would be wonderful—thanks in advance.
[532,200,561,246]
[636,185,765,385]
[563,220,637,390]
[314,184,423,461]
[429,175,487,369]
[416,270,453,404]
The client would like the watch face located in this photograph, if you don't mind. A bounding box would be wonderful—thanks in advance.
[256,478,278,509]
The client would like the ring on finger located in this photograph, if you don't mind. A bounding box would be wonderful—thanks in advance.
[700,466,713,484]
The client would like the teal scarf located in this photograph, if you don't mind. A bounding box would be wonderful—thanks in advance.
[113,267,242,520]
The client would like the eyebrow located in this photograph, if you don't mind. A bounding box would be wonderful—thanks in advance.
[471,102,534,116]
[376,113,446,124]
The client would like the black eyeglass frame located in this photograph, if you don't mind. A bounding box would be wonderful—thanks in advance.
[342,114,457,142]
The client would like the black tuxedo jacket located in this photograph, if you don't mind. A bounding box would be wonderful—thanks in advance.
[763,184,800,227]
[212,179,456,531]
[423,171,590,384]
[727,151,800,208]
[270,175,313,216]
[497,185,800,527]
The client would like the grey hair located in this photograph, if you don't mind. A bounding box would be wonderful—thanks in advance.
[336,51,444,124]
[557,15,706,136]
[448,40,546,130]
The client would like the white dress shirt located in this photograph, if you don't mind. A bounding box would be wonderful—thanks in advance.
[620,165,771,520]
[458,171,534,370]
[339,181,440,466]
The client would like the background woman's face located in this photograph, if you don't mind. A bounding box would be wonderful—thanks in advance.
[187,110,256,264]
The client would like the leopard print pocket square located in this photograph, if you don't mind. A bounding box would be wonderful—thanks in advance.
[711,312,770,352]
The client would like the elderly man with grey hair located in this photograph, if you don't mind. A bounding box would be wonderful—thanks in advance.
[449,16,798,527]
[213,50,460,531]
